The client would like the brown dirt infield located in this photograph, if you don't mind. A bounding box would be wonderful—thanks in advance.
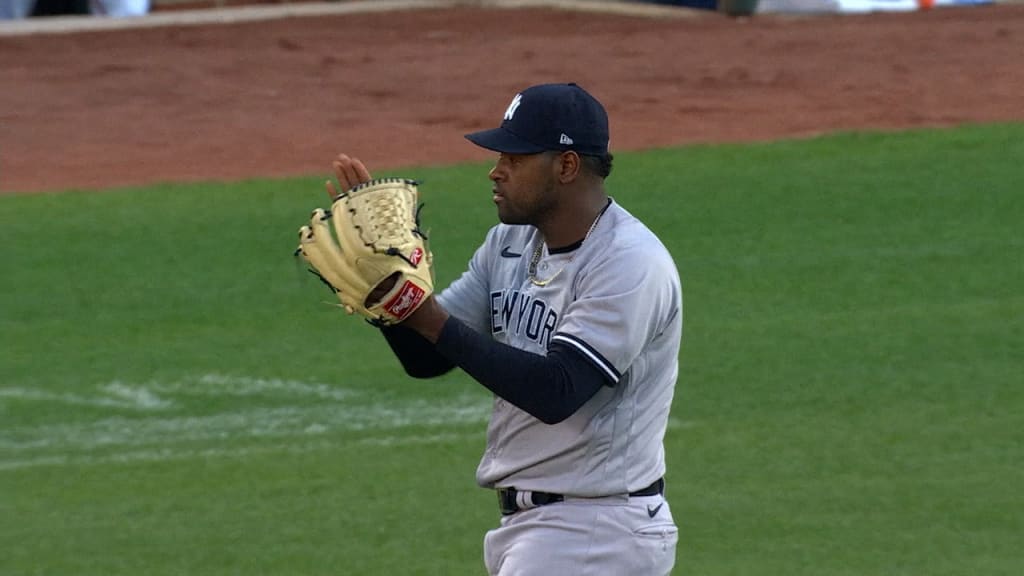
[1,4,1022,194]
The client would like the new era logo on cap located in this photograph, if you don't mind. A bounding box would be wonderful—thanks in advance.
[465,83,609,156]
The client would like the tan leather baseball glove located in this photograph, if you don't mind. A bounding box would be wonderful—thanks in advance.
[296,178,433,326]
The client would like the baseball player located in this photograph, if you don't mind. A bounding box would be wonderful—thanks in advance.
[328,83,682,575]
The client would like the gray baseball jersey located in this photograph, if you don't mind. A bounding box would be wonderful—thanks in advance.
[437,200,682,497]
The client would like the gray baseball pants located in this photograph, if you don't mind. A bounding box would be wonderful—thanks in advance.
[484,493,678,575]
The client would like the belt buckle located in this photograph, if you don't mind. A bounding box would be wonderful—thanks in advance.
[497,487,519,515]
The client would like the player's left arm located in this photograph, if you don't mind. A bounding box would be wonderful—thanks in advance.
[379,229,500,379]
[400,297,610,425]
[379,323,456,378]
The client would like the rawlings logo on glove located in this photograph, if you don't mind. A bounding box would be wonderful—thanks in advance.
[295,178,434,326]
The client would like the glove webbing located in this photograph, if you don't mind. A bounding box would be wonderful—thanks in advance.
[361,194,412,246]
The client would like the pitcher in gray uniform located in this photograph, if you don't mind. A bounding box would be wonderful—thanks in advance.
[329,83,682,575]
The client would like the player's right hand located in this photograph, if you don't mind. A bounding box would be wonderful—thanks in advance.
[325,153,373,199]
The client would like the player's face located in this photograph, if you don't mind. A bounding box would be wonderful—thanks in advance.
[488,152,559,225]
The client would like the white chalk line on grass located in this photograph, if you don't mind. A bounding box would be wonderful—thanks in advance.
[0,400,491,453]
[0,373,355,412]
[0,386,173,411]
[0,431,481,472]
[152,373,358,401]
[0,373,491,470]
[1,373,691,471]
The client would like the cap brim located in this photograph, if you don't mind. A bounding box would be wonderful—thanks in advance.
[464,127,547,154]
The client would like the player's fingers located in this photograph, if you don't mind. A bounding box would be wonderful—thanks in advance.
[332,158,353,192]
[352,157,372,183]
[324,179,338,200]
[333,154,364,191]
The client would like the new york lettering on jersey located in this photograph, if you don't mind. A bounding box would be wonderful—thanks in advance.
[489,288,559,347]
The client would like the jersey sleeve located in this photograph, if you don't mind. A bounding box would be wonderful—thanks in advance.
[550,244,681,385]
[435,227,499,335]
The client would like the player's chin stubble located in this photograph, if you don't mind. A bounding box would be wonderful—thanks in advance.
[496,181,557,227]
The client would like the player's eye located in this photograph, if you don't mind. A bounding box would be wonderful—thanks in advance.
[498,153,521,167]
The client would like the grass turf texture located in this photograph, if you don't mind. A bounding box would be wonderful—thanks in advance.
[1,123,1022,575]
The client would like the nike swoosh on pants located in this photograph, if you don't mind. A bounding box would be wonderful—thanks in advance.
[646,503,663,518]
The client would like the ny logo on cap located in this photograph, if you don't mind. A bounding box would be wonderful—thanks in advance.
[504,93,523,121]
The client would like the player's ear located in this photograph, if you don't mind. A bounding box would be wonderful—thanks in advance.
[556,151,581,184]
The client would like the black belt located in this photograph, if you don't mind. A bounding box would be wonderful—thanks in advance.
[497,478,664,516]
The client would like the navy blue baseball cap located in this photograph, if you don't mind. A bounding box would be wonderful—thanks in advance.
[465,83,609,156]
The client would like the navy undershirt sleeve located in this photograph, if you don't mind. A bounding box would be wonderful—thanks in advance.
[379,325,456,378]
[434,316,611,425]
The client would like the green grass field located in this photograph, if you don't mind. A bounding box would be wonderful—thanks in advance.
[2,124,1022,575]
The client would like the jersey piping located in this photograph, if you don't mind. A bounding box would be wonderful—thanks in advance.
[550,332,621,384]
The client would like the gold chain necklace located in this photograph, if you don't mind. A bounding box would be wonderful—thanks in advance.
[528,201,611,287]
